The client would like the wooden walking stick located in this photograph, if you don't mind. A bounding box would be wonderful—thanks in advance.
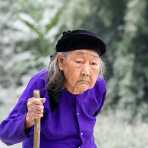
[33,90,41,148]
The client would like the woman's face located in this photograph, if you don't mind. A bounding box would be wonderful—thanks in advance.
[58,49,101,94]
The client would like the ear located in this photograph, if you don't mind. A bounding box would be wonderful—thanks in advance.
[98,60,103,77]
[57,54,65,71]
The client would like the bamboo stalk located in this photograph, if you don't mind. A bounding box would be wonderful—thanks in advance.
[33,90,41,148]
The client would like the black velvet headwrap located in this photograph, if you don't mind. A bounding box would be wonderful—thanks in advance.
[56,30,106,56]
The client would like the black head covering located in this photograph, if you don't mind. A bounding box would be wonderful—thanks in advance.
[56,29,106,56]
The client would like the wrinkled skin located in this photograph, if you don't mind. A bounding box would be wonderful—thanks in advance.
[58,49,101,94]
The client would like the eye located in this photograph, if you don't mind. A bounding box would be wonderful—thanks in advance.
[75,60,84,64]
[90,61,98,66]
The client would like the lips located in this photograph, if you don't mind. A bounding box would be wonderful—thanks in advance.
[78,80,90,85]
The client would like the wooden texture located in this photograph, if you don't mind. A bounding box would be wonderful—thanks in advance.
[33,90,41,148]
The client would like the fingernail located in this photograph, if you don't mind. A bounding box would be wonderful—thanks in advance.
[42,98,46,103]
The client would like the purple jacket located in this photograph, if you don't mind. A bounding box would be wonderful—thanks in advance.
[0,68,106,148]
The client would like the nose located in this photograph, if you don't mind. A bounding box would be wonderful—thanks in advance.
[81,63,90,77]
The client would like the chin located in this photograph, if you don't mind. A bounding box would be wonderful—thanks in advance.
[74,86,91,95]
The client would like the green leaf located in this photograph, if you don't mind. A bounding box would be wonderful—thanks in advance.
[20,18,43,38]
[45,3,68,32]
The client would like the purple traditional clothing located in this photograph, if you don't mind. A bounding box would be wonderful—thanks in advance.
[0,68,106,148]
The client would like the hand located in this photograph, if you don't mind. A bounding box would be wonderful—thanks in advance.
[25,97,46,128]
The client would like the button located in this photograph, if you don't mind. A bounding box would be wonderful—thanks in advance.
[80,132,84,136]
[77,112,80,116]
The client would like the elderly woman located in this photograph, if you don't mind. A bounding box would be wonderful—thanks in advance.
[0,30,107,148]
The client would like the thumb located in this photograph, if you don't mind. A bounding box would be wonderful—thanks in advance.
[40,97,46,104]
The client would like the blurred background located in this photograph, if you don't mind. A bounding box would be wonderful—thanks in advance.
[0,0,148,147]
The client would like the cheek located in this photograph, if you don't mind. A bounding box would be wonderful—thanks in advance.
[63,67,80,85]
[90,68,100,85]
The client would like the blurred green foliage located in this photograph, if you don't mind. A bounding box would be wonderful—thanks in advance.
[18,2,67,56]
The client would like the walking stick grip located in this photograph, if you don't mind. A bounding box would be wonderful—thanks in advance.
[33,90,41,148]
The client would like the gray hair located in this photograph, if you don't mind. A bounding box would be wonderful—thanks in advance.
[47,52,65,92]
[47,52,66,111]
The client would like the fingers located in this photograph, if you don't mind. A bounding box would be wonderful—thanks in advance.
[27,97,46,106]
[28,104,44,113]
[25,110,43,128]
[42,97,46,103]
[26,97,46,122]
[27,111,43,119]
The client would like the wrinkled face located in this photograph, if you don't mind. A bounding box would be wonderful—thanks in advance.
[58,49,101,94]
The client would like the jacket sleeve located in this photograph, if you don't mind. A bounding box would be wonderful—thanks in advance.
[0,75,41,145]
[94,77,107,116]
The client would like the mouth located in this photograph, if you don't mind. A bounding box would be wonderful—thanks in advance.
[78,80,90,85]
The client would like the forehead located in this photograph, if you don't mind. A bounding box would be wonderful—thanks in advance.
[68,49,99,58]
